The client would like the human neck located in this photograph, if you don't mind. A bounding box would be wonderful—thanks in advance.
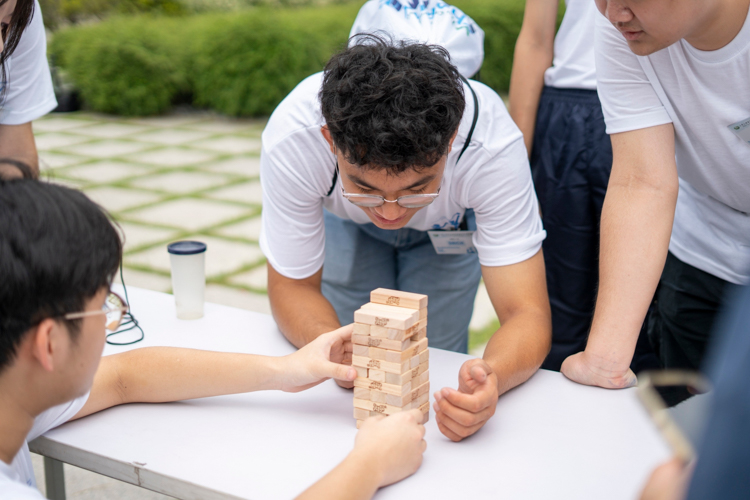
[0,375,43,465]
[685,0,750,51]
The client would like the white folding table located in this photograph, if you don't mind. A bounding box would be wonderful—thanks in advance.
[30,286,671,499]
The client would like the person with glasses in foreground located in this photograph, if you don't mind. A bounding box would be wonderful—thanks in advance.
[0,179,426,500]
[261,35,551,442]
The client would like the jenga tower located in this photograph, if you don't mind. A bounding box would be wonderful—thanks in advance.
[352,288,430,428]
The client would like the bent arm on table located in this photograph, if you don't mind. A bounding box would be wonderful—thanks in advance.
[434,249,552,441]
[561,124,679,389]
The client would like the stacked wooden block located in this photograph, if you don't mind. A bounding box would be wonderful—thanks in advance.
[352,288,430,428]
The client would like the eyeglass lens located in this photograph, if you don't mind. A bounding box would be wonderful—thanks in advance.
[104,293,126,332]
[347,195,437,208]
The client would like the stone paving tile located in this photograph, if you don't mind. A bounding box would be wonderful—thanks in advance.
[39,152,89,169]
[207,180,262,205]
[124,147,218,168]
[70,122,151,139]
[125,235,264,278]
[117,221,180,253]
[201,156,261,177]
[32,116,97,132]
[34,132,92,150]
[191,136,262,155]
[128,129,213,146]
[214,216,262,241]
[125,198,251,231]
[85,186,163,213]
[125,114,208,128]
[205,284,272,315]
[130,171,232,195]
[62,161,153,184]
[228,265,267,291]
[184,120,257,134]
[60,140,153,158]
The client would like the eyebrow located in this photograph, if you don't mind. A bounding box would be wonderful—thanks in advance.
[0,0,8,8]
[347,173,436,192]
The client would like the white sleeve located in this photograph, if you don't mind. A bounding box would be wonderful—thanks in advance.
[259,129,332,280]
[594,12,671,134]
[0,0,57,125]
[462,136,546,267]
[27,392,90,442]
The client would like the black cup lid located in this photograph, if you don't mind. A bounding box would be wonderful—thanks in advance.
[167,241,207,255]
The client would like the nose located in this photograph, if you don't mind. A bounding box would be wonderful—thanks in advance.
[376,200,408,221]
[605,0,634,24]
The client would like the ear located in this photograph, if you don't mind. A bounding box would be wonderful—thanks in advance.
[30,319,61,372]
[447,128,460,152]
[320,126,336,154]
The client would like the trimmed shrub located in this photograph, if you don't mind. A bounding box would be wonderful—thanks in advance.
[50,0,548,116]
[50,16,191,115]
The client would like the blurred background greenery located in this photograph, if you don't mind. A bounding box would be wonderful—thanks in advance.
[44,0,560,117]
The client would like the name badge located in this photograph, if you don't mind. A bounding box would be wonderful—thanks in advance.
[427,230,477,255]
[728,116,750,144]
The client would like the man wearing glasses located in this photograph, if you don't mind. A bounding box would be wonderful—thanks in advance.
[261,36,552,441]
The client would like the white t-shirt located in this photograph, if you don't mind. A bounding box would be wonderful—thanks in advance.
[260,72,545,280]
[0,394,89,499]
[544,0,598,90]
[595,10,750,284]
[0,0,57,125]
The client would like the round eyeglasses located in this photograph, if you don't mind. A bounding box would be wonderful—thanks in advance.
[64,291,130,332]
[340,185,441,209]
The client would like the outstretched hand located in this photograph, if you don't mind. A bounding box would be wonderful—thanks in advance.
[280,324,357,392]
[561,351,637,389]
[433,358,498,442]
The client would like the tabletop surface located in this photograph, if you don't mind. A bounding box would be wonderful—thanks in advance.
[31,287,671,500]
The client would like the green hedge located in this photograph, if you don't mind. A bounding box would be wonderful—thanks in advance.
[50,0,540,117]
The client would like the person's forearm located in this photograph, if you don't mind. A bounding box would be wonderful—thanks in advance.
[115,348,284,404]
[296,450,381,500]
[482,309,551,395]
[0,123,40,176]
[508,39,554,155]
[585,177,678,373]
[268,266,341,348]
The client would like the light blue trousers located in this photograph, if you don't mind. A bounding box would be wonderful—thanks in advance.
[321,210,481,353]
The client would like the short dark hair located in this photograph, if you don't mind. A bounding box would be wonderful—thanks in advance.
[0,179,122,372]
[319,34,465,173]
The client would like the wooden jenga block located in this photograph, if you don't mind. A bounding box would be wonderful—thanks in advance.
[353,344,369,357]
[354,387,370,400]
[418,307,427,320]
[410,354,420,369]
[368,346,387,360]
[352,334,411,351]
[417,369,429,386]
[354,377,412,396]
[368,369,385,382]
[413,391,429,407]
[385,337,428,363]
[353,323,371,335]
[387,380,430,407]
[419,349,429,364]
[354,407,369,420]
[352,356,410,375]
[412,328,427,341]
[354,306,418,330]
[370,288,428,310]
[370,389,387,404]
[354,398,407,415]
[354,366,368,378]
[385,370,412,386]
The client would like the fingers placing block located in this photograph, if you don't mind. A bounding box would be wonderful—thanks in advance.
[370,288,428,310]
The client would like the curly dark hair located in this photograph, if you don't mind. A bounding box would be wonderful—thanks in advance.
[319,34,465,173]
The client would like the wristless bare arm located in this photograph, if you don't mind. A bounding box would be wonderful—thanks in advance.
[561,124,679,388]
[508,0,559,156]
[0,123,40,176]
[267,263,342,348]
